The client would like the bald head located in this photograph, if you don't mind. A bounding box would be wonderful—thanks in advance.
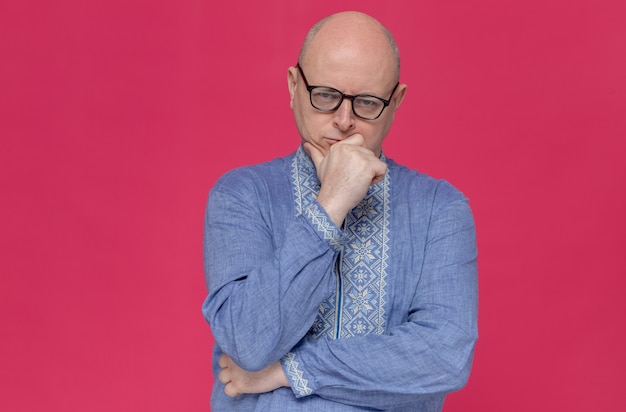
[298,11,400,82]
[288,11,407,157]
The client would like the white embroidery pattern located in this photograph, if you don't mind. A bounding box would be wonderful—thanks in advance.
[338,176,390,338]
[292,147,390,340]
[282,352,312,397]
[291,147,319,215]
[292,148,343,251]
[305,205,343,251]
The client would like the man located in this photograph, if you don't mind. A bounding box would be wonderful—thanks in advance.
[202,11,478,411]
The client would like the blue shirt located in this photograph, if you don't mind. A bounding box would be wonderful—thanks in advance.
[202,147,478,411]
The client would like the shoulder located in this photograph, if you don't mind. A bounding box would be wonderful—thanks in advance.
[386,158,468,208]
[386,158,476,240]
[211,152,295,196]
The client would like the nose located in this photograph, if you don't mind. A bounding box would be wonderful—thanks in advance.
[332,98,355,132]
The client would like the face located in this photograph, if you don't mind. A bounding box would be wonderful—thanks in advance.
[288,39,406,157]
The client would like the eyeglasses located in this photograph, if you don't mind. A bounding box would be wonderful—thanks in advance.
[296,64,399,120]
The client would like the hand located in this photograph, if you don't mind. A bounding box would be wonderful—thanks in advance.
[217,354,290,397]
[304,134,387,226]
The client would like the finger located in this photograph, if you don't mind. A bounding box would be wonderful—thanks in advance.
[371,160,387,184]
[218,354,229,369]
[303,142,325,169]
[218,369,230,385]
[341,133,364,146]
[371,171,386,184]
[224,383,239,398]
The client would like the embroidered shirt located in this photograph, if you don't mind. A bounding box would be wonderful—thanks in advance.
[202,146,478,411]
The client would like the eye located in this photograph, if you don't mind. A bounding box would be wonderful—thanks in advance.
[313,88,341,101]
[355,96,382,108]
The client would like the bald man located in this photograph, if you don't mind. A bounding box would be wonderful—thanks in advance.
[202,11,478,411]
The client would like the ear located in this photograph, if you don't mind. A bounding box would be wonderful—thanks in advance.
[390,83,407,112]
[287,67,299,109]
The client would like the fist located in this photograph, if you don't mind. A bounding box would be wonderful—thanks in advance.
[304,135,386,225]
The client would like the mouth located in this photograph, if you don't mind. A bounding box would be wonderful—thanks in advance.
[324,135,345,145]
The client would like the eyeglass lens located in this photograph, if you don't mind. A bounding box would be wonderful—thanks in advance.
[310,87,385,119]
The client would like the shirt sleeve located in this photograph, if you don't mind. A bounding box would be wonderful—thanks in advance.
[280,188,479,409]
[202,171,348,371]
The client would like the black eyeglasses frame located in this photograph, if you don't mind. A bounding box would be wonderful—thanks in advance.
[296,64,399,121]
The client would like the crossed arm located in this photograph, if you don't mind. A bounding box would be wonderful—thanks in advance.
[204,137,477,406]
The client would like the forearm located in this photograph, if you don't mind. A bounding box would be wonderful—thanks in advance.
[281,196,478,408]
[205,221,336,370]
[283,309,477,408]
[203,187,345,370]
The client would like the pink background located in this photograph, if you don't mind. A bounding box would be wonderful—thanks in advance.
[2,1,625,410]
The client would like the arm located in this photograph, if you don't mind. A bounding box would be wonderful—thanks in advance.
[217,353,290,397]
[202,169,346,371]
[281,193,478,409]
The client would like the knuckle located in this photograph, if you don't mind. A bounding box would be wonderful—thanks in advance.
[217,370,227,383]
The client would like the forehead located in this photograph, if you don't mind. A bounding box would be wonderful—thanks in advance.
[304,50,396,96]
[301,20,397,94]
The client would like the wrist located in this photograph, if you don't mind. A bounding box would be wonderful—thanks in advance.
[273,360,290,388]
[316,193,348,227]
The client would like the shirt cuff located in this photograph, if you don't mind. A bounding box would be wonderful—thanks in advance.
[303,202,347,252]
[281,351,314,398]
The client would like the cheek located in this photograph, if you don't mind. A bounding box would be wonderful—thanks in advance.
[295,104,323,133]
[293,104,318,141]
[376,117,394,140]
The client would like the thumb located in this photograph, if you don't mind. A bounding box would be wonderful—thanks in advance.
[342,133,364,146]
[303,142,325,170]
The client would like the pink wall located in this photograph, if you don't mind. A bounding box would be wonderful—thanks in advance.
[2,1,625,410]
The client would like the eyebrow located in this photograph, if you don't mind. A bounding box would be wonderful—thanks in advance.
[296,63,396,101]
